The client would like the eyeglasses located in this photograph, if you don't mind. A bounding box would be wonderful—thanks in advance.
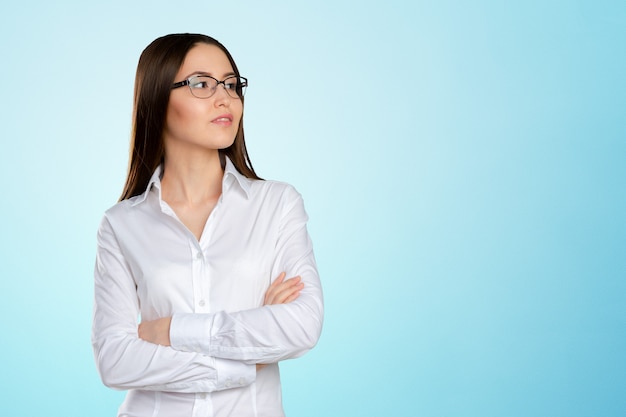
[171,75,248,99]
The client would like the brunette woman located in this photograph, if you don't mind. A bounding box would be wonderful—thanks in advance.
[92,33,323,417]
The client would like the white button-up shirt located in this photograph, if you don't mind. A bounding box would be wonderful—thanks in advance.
[92,158,324,417]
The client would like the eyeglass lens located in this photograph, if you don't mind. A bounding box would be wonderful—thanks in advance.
[188,76,246,99]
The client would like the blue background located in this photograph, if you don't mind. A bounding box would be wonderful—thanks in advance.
[1,1,624,416]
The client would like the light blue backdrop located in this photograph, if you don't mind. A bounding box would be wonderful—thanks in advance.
[0,1,624,416]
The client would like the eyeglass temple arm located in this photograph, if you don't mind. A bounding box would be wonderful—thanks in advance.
[171,80,189,89]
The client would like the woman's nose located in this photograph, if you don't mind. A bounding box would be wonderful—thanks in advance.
[213,84,231,106]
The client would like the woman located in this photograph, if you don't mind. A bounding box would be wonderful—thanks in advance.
[92,33,324,417]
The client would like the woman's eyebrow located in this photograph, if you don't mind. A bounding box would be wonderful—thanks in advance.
[183,70,237,79]
[183,70,211,79]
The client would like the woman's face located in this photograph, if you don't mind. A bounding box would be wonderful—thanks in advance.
[164,43,243,155]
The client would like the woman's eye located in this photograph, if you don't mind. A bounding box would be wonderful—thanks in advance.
[190,77,216,89]
[225,82,237,90]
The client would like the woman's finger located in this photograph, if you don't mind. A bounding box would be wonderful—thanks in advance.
[271,277,303,304]
[264,273,303,305]
[264,272,286,304]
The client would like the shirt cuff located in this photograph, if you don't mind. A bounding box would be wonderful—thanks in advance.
[213,358,256,391]
[170,312,211,353]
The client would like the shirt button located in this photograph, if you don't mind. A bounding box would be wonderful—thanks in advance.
[238,377,246,385]
[225,379,232,388]
[196,252,203,260]
[199,300,206,307]
[199,393,207,400]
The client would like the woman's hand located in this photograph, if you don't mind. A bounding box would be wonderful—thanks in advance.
[138,317,172,346]
[263,272,304,305]
[257,272,304,372]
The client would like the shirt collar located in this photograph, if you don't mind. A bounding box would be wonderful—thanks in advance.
[130,156,251,207]
[223,156,252,198]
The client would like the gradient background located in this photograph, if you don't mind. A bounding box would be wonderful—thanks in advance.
[0,1,624,416]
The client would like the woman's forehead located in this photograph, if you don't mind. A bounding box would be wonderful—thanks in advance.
[178,43,234,78]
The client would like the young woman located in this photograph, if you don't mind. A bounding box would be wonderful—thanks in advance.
[92,33,324,417]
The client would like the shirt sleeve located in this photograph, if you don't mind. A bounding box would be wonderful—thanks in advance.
[169,185,324,364]
[92,215,256,392]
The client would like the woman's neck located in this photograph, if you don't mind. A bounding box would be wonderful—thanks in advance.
[160,149,224,206]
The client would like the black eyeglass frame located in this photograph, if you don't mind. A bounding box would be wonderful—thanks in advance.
[171,75,248,99]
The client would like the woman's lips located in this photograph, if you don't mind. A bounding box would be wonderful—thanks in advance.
[212,114,233,126]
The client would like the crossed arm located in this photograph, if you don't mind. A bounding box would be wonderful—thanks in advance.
[138,272,304,354]
[93,236,312,393]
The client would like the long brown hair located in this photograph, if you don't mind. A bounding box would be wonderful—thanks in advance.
[119,33,260,201]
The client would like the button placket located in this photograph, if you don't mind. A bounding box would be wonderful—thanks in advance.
[191,243,207,313]
[193,240,213,313]
[195,201,220,315]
